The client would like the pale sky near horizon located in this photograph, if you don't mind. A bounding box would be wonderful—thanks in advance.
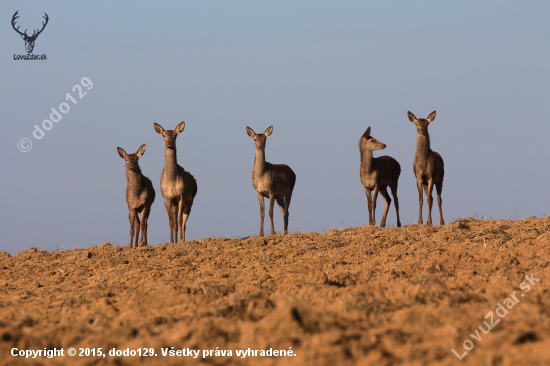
[1,1,548,254]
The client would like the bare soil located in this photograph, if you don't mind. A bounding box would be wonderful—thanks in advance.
[1,217,549,366]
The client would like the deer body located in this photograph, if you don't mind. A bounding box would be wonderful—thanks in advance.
[247,126,296,236]
[359,127,401,227]
[154,121,197,243]
[408,111,444,225]
[117,144,155,247]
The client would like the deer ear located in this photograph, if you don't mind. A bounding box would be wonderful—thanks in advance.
[136,144,146,157]
[246,126,255,137]
[407,111,417,123]
[363,126,371,138]
[426,110,436,122]
[264,126,273,136]
[154,123,165,134]
[117,147,127,159]
[174,121,186,134]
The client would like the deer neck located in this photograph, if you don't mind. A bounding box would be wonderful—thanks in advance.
[164,147,180,178]
[253,148,267,176]
[126,168,144,193]
[360,148,375,174]
[416,133,431,163]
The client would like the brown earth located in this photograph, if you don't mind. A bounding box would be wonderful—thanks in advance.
[1,217,550,366]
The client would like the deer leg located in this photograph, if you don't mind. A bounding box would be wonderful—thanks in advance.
[164,199,174,243]
[181,200,193,243]
[141,206,150,246]
[425,180,434,226]
[276,196,291,234]
[128,210,136,248]
[372,187,380,226]
[390,182,401,227]
[268,193,276,235]
[364,188,373,225]
[436,181,444,225]
[416,179,424,225]
[134,212,141,248]
[379,187,391,228]
[177,199,185,243]
[257,193,265,237]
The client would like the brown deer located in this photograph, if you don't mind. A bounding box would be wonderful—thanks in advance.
[246,126,296,236]
[408,111,445,225]
[359,126,401,228]
[154,121,198,243]
[117,144,155,247]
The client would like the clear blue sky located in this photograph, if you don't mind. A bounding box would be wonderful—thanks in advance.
[1,1,548,253]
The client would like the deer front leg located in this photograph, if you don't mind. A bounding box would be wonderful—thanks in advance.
[257,192,265,237]
[372,187,380,226]
[416,179,424,225]
[426,180,434,226]
[268,192,276,235]
[365,188,373,225]
[134,212,141,248]
[128,210,136,248]
[178,199,185,242]
[141,207,150,246]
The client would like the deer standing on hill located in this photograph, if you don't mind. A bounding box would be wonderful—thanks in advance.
[359,126,401,228]
[408,111,445,225]
[246,126,296,236]
[154,121,197,243]
[117,144,155,247]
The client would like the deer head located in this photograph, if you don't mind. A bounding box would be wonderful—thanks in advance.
[117,145,146,173]
[246,126,273,151]
[12,11,49,54]
[154,122,185,150]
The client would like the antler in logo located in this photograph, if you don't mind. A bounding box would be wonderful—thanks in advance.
[12,11,49,54]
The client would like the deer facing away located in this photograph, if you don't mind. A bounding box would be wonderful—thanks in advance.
[154,121,197,243]
[246,126,296,236]
[408,111,445,225]
[117,144,155,247]
[359,126,401,227]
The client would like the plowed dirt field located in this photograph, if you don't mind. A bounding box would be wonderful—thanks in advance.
[1,217,549,366]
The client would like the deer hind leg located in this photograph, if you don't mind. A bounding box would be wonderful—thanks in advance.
[257,192,265,237]
[416,179,424,225]
[284,192,292,234]
[141,206,150,246]
[435,180,444,225]
[268,193,276,235]
[276,196,289,234]
[389,182,401,227]
[379,187,391,228]
[128,210,136,248]
[425,180,435,226]
[364,188,374,226]
[177,199,185,243]
[181,199,193,243]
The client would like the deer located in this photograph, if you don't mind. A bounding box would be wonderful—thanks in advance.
[359,126,402,228]
[408,111,445,225]
[246,126,296,236]
[11,11,49,54]
[117,144,155,248]
[154,121,197,243]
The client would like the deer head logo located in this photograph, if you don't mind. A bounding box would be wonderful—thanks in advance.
[12,11,49,54]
